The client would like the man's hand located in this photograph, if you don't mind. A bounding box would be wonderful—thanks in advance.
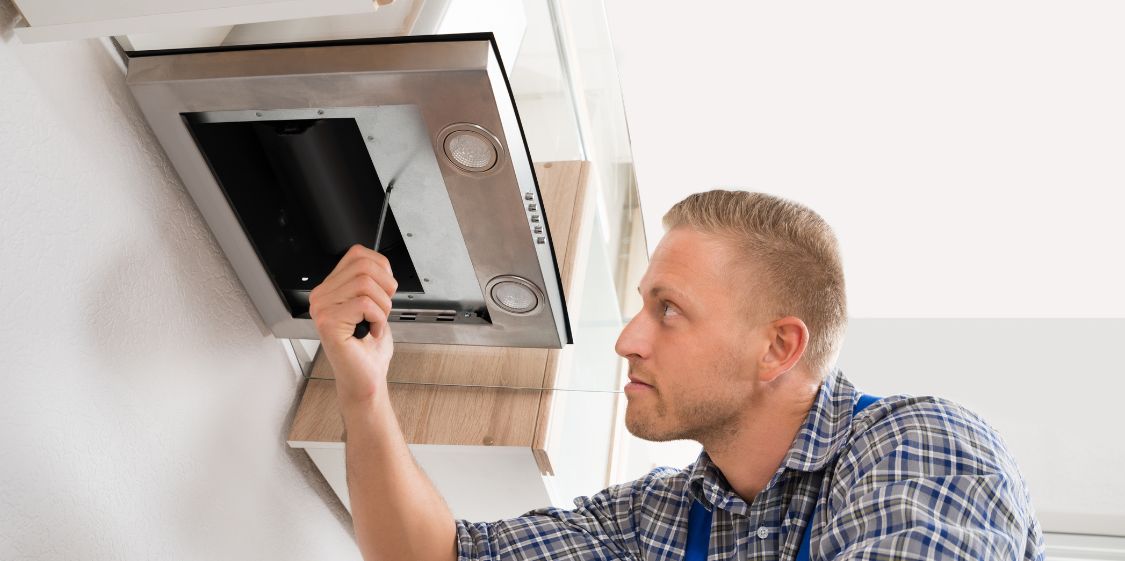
[308,245,457,561]
[308,244,398,411]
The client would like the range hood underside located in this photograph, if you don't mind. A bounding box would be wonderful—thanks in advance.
[125,38,571,348]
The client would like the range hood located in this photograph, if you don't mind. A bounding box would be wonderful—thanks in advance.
[123,34,572,348]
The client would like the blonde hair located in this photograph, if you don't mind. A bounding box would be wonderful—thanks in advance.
[662,190,847,379]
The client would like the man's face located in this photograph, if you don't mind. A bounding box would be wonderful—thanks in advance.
[615,227,767,443]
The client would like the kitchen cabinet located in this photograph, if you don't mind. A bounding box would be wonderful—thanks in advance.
[10,0,377,44]
[287,161,627,521]
[9,0,525,69]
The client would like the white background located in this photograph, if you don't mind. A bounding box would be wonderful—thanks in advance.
[605,0,1125,318]
[605,0,1125,538]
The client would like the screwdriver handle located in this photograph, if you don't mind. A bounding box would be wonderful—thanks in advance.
[353,184,394,339]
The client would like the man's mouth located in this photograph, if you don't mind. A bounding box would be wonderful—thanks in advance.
[624,374,654,393]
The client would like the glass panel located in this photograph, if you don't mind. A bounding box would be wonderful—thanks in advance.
[538,386,623,506]
[509,0,584,162]
[528,0,649,392]
[547,0,647,305]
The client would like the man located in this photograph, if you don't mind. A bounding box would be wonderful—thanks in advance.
[309,190,1045,560]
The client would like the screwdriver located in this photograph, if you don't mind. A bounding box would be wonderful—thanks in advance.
[352,183,394,339]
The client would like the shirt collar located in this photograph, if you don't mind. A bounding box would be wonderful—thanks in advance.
[685,367,860,512]
[781,367,859,473]
[685,448,726,512]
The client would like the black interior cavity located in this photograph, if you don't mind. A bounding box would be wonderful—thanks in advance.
[184,115,423,318]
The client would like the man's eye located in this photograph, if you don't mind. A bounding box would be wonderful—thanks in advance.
[662,302,679,317]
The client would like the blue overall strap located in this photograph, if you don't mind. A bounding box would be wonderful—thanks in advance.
[685,500,712,561]
[684,392,882,561]
[795,392,882,561]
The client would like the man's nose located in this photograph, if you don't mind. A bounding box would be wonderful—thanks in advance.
[615,313,650,359]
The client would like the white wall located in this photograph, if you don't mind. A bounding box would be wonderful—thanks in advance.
[605,0,1125,541]
[0,2,361,558]
[607,1,1125,319]
[838,318,1125,537]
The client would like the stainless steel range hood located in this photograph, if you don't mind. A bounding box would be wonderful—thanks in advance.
[123,34,572,348]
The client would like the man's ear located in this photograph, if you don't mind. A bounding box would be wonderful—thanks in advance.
[757,316,809,383]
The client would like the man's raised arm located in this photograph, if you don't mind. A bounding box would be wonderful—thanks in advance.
[309,244,456,561]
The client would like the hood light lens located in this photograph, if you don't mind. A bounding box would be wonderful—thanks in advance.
[440,124,503,173]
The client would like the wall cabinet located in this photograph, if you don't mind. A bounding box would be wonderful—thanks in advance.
[11,0,377,44]
[10,0,525,69]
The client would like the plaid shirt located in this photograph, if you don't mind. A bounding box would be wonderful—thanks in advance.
[455,369,1046,560]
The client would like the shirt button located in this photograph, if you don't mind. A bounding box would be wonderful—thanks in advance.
[756,526,769,539]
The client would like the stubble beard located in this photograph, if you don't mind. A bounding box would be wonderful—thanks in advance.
[624,394,673,442]
[624,386,743,445]
[624,355,747,446]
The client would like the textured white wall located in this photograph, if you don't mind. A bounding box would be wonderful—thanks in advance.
[0,2,361,559]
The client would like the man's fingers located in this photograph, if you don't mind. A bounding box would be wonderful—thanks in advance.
[311,248,397,307]
[348,275,393,316]
[315,295,389,341]
[352,295,390,340]
[313,261,396,306]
